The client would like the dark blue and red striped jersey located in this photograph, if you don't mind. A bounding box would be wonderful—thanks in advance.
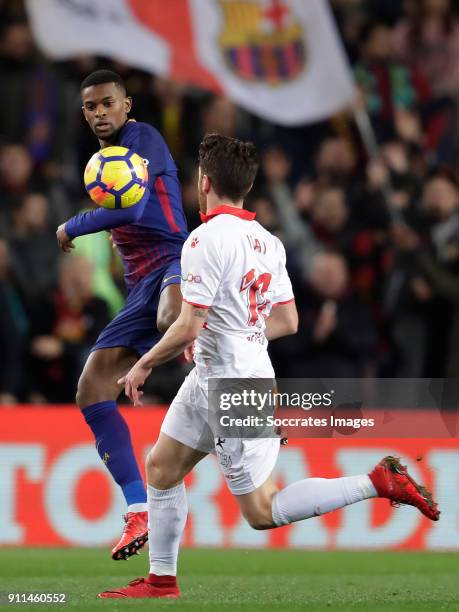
[65,120,188,290]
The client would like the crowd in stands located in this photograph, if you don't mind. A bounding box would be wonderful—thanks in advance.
[1,0,459,403]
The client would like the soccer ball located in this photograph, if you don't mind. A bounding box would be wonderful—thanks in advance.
[84,146,148,209]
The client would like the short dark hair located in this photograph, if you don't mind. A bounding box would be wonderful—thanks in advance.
[198,134,259,202]
[80,70,126,94]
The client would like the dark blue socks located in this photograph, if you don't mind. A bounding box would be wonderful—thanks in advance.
[82,400,147,506]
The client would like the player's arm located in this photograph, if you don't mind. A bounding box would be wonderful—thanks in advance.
[118,301,207,405]
[119,230,222,405]
[57,190,150,250]
[139,301,207,368]
[265,239,297,340]
[265,299,298,341]
[57,125,167,249]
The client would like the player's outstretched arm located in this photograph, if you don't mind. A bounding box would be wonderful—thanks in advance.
[118,301,207,405]
[140,301,207,368]
[265,300,298,341]
[57,190,150,248]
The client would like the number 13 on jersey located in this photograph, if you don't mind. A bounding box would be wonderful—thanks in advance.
[239,269,272,326]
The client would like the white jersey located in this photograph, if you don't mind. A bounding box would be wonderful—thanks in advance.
[180,205,294,382]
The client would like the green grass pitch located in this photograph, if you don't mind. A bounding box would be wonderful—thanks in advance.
[0,548,457,611]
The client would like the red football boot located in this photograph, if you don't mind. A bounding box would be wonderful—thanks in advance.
[111,512,148,560]
[369,456,440,521]
[99,575,179,599]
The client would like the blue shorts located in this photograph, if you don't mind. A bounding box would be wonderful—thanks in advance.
[92,259,181,356]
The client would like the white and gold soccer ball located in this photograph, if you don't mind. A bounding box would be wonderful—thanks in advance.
[84,146,148,209]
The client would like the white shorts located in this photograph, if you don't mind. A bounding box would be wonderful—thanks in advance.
[160,368,280,495]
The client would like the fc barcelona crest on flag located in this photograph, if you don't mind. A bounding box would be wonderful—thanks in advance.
[218,0,306,85]
[29,0,355,125]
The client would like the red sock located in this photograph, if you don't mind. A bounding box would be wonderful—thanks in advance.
[147,574,177,587]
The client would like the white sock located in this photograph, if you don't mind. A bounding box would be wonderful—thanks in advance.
[127,502,148,513]
[148,482,187,576]
[271,475,377,526]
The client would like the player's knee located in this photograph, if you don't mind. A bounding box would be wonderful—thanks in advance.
[76,369,112,409]
[245,513,274,530]
[145,449,156,475]
[146,449,180,489]
[242,506,275,530]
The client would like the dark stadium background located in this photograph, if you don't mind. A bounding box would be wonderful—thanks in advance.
[0,4,457,608]
[2,0,459,403]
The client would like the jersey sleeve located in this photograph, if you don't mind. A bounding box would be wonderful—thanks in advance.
[64,189,150,239]
[272,240,295,306]
[121,123,167,184]
[180,231,223,309]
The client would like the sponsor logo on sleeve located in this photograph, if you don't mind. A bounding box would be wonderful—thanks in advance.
[181,273,202,283]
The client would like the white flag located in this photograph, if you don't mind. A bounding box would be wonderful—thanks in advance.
[27,0,355,125]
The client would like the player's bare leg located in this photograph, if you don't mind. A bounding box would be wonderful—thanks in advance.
[76,347,138,406]
[235,456,440,530]
[236,476,279,530]
[79,283,182,561]
[99,433,206,598]
[157,284,182,334]
[146,432,207,489]
[77,347,149,560]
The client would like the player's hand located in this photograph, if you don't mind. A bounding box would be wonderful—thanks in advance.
[184,341,195,363]
[56,224,75,253]
[117,359,152,406]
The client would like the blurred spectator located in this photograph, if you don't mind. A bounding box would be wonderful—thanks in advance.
[390,171,459,376]
[422,171,459,224]
[354,20,433,144]
[0,142,35,198]
[258,147,321,280]
[148,77,202,160]
[417,171,459,376]
[250,196,279,235]
[314,136,358,187]
[311,187,350,238]
[271,252,378,378]
[0,238,28,403]
[310,186,389,303]
[0,140,72,229]
[0,20,35,142]
[201,96,240,138]
[180,162,200,231]
[28,255,110,402]
[393,0,459,96]
[72,198,125,318]
[0,20,58,163]
[331,0,369,63]
[8,191,59,302]
[3,0,459,402]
